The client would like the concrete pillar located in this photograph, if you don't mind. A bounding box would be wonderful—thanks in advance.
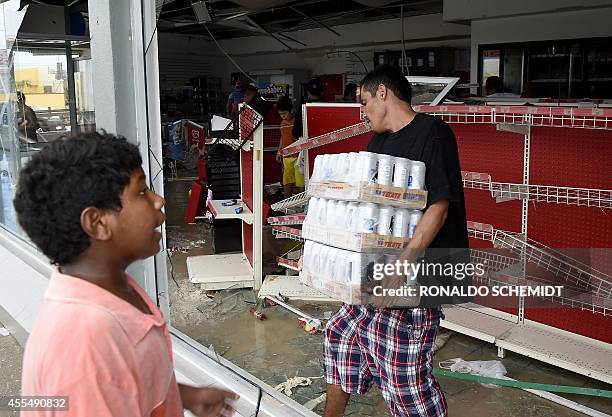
[87,0,169,315]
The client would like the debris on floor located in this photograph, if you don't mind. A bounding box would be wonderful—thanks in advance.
[167,246,190,256]
[433,330,454,353]
[439,358,507,388]
[265,295,323,332]
[249,307,267,321]
[0,327,9,336]
[275,376,323,397]
[304,393,326,410]
[298,317,321,334]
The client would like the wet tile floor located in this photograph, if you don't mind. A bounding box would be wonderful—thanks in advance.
[163,179,612,417]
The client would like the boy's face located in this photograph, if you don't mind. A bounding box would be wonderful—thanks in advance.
[278,110,290,120]
[107,168,165,261]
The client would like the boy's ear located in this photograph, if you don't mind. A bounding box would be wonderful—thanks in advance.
[80,207,113,241]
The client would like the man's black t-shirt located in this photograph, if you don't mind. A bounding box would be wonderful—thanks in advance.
[368,113,470,307]
[367,112,469,250]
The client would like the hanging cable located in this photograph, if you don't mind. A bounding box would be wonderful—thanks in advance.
[333,50,368,73]
[145,0,167,56]
[200,22,256,83]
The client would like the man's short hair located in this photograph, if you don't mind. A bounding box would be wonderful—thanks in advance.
[13,131,142,265]
[276,96,292,112]
[361,65,412,104]
[306,77,324,96]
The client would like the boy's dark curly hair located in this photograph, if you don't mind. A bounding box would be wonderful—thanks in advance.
[13,131,142,265]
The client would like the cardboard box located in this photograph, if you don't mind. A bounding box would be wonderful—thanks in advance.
[299,270,420,307]
[300,270,364,305]
[302,221,409,253]
[308,181,427,209]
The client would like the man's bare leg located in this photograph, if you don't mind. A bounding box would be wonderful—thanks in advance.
[323,384,350,417]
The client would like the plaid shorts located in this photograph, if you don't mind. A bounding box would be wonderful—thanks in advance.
[324,304,447,417]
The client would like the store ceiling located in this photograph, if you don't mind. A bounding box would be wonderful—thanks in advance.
[156,0,443,40]
[18,0,442,44]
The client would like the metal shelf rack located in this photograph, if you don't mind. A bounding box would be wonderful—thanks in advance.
[271,225,304,241]
[413,105,612,131]
[467,221,612,306]
[462,171,612,209]
[267,214,306,226]
[270,192,309,213]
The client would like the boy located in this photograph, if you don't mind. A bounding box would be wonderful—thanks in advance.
[226,79,244,119]
[276,97,304,197]
[14,132,238,417]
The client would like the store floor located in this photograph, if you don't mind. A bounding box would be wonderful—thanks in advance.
[163,180,612,417]
[0,320,23,417]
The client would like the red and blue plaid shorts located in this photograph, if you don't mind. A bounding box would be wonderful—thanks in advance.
[324,304,447,417]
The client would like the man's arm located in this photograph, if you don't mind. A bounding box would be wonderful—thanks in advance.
[401,199,448,261]
[367,199,448,308]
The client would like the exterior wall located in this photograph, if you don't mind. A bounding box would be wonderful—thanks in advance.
[468,7,612,85]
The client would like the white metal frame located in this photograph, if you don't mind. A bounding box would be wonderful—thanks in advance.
[192,106,264,289]
[406,76,460,105]
[462,171,612,209]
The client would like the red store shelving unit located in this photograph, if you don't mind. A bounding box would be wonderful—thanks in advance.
[274,102,611,383]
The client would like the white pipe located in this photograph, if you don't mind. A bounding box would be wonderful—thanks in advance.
[505,378,611,417]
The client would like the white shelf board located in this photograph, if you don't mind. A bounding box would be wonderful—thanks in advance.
[441,305,517,344]
[187,253,254,290]
[258,275,336,302]
[208,199,253,224]
[496,321,612,384]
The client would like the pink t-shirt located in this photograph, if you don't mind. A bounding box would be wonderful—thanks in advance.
[21,270,183,417]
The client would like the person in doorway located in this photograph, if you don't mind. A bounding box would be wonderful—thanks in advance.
[292,77,325,139]
[242,83,259,105]
[276,96,304,197]
[484,76,519,98]
[322,65,468,417]
[16,92,40,142]
[226,79,244,119]
[342,83,357,102]
[14,132,239,417]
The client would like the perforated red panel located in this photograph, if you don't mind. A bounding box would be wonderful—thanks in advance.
[264,152,282,184]
[305,106,369,173]
[243,223,253,267]
[523,126,612,342]
[469,237,492,249]
[473,294,519,316]
[240,109,255,268]
[263,125,283,184]
[450,123,524,184]
[241,149,254,210]
[525,303,612,343]
[530,127,612,189]
[465,189,522,233]
[528,203,612,248]
[264,127,281,149]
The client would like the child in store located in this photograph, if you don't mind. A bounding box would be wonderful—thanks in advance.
[276,97,305,198]
[14,132,238,417]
